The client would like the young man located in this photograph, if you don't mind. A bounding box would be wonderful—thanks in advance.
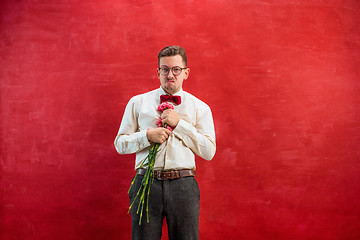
[114,46,216,240]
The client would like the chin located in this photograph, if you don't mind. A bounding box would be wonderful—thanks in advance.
[164,86,174,94]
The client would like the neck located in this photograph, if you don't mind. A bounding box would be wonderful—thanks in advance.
[161,86,181,95]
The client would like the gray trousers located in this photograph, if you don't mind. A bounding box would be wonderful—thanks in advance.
[129,175,200,240]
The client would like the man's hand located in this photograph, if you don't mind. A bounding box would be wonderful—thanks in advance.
[161,109,180,128]
[147,128,172,144]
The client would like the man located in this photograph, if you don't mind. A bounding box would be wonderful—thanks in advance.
[114,46,216,240]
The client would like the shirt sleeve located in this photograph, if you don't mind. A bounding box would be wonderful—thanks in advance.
[114,96,151,154]
[172,105,216,160]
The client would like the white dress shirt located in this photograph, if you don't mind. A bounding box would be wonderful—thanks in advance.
[114,87,216,170]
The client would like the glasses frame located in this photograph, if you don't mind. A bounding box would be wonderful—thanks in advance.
[158,66,187,76]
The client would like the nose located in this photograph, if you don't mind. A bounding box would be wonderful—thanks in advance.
[167,69,175,78]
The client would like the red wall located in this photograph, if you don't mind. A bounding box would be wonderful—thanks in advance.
[1,0,360,239]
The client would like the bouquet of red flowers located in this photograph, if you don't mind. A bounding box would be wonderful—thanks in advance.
[128,102,174,225]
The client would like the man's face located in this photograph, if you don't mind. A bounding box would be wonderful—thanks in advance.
[158,55,190,95]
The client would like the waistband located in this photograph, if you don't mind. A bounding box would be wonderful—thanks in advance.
[137,168,197,180]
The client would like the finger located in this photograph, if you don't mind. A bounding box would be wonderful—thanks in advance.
[162,117,171,125]
[162,109,173,117]
[164,128,172,135]
[162,132,169,138]
[160,111,168,118]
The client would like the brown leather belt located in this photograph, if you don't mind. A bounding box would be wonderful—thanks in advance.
[137,168,196,180]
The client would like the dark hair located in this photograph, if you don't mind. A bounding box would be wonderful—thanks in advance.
[158,46,187,67]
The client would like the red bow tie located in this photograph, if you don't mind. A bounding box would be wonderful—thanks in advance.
[160,95,181,105]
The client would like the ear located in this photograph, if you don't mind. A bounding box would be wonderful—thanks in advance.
[184,68,190,80]
[157,68,160,78]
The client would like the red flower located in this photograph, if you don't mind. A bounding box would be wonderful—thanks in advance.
[157,102,174,111]
[157,102,174,131]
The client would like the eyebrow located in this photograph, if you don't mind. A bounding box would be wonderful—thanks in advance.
[160,65,182,68]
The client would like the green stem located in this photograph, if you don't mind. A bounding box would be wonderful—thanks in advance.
[128,143,159,225]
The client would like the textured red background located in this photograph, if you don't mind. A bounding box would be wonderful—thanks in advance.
[1,0,360,239]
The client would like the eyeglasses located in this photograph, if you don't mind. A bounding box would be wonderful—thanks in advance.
[158,66,186,76]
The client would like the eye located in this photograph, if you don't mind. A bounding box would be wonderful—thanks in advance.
[173,67,181,74]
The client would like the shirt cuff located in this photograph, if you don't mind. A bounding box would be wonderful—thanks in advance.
[138,129,151,149]
[172,118,192,140]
